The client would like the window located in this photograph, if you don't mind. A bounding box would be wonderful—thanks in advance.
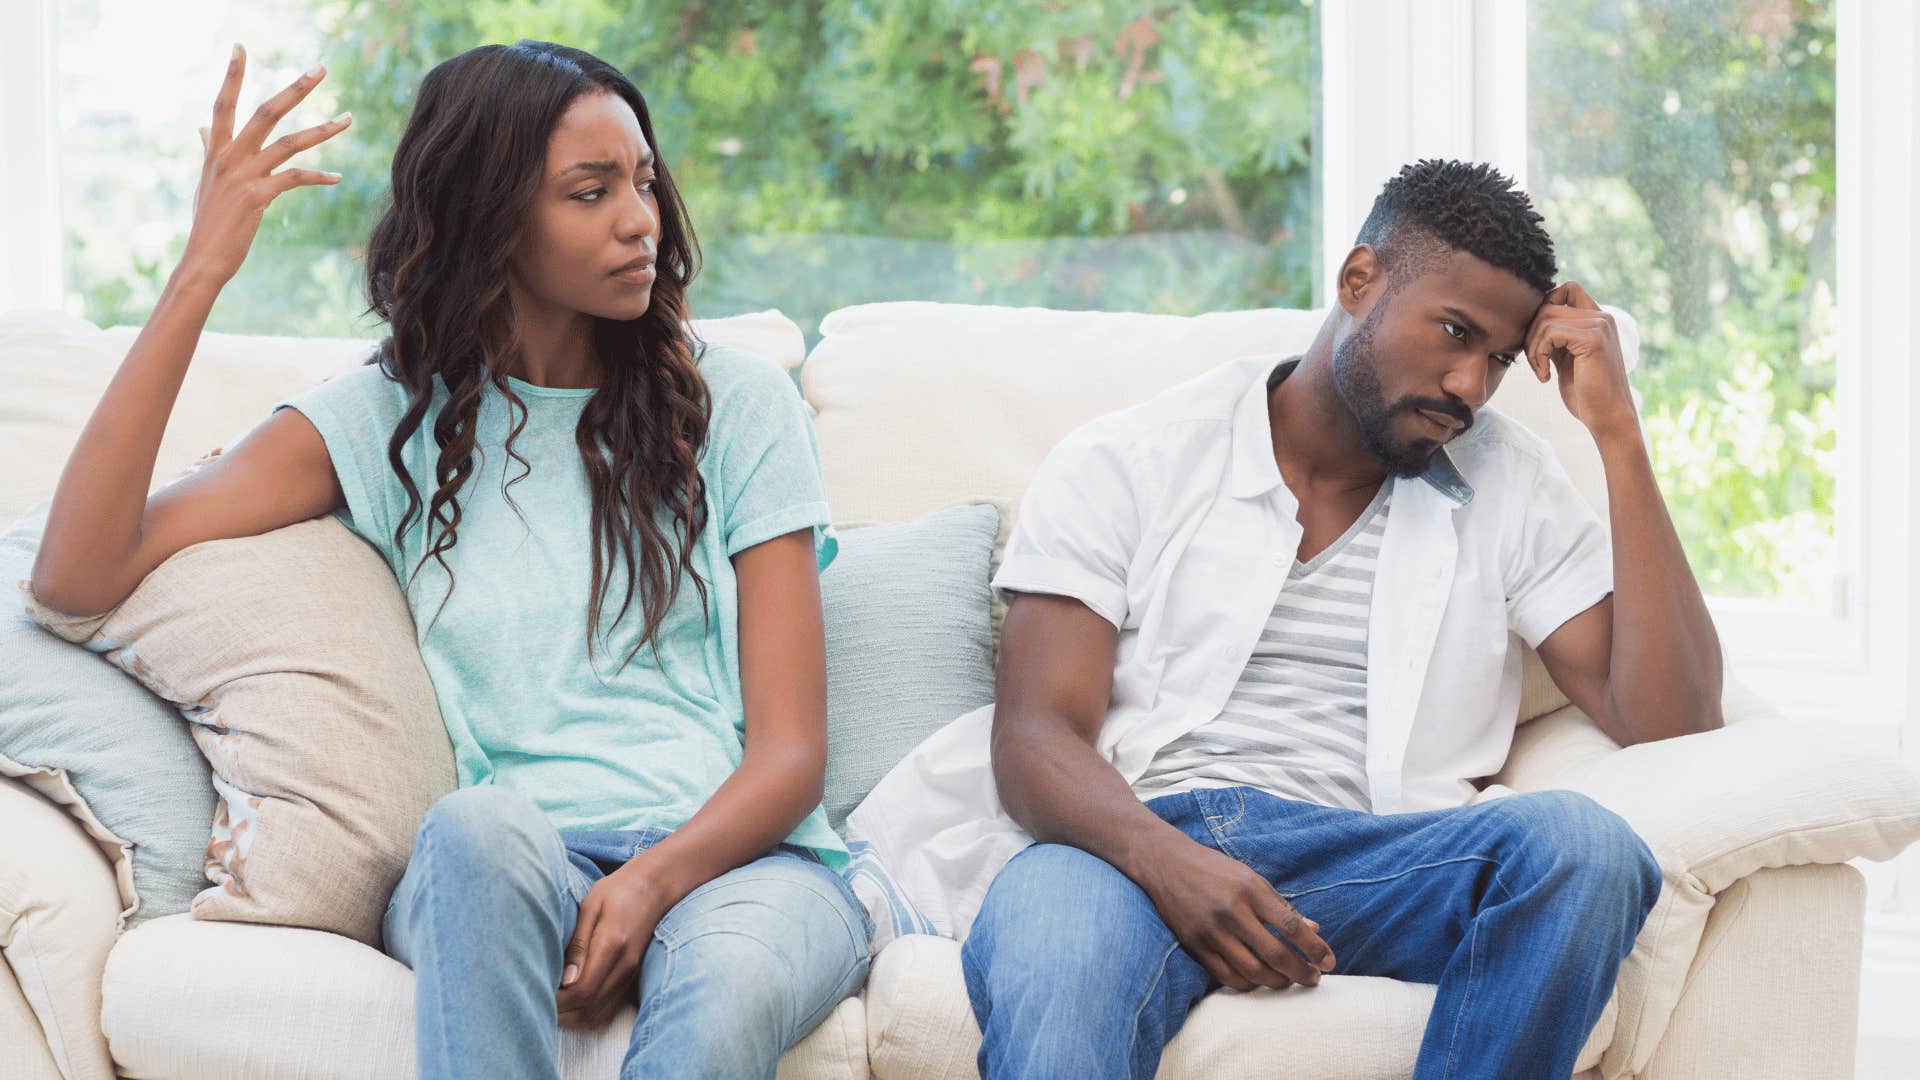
[51,1,1321,339]
[11,0,1915,738]
[1527,0,1839,614]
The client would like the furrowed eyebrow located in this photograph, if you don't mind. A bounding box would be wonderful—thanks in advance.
[1441,306,1524,355]
[1439,306,1488,339]
[552,149,656,182]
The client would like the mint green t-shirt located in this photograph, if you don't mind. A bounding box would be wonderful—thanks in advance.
[272,343,846,866]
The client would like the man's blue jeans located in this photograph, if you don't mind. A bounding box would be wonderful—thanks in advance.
[961,786,1661,1080]
[382,786,873,1080]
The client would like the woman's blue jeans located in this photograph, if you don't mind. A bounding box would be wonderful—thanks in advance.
[382,785,873,1080]
[961,786,1661,1080]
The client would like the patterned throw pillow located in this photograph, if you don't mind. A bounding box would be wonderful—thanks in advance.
[21,512,453,948]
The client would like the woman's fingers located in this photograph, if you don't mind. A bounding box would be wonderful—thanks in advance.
[265,167,343,197]
[259,112,351,172]
[208,44,245,152]
[233,62,328,156]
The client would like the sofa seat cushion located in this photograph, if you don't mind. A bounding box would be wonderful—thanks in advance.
[863,934,1613,1079]
[100,914,866,1079]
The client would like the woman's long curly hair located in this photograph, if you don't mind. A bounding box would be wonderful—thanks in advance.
[363,40,709,677]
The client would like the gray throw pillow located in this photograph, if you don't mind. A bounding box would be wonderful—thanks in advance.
[1,500,214,927]
[820,502,1000,831]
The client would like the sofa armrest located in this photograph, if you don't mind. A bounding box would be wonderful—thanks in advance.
[0,956,63,1079]
[1488,677,1919,1078]
[0,774,123,1080]
[1495,687,1920,893]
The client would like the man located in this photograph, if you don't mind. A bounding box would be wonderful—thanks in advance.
[845,160,1723,1079]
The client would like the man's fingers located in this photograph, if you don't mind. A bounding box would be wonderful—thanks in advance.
[233,61,327,156]
[1256,893,1335,973]
[1196,948,1256,993]
[1532,321,1610,375]
[1236,913,1317,986]
[1213,932,1291,991]
[1558,280,1601,310]
[209,44,245,152]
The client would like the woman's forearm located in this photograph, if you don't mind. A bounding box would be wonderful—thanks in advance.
[31,265,224,611]
[616,737,825,910]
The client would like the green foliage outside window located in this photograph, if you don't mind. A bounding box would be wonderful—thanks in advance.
[63,0,1838,604]
[70,1,1317,338]
[1530,0,1837,603]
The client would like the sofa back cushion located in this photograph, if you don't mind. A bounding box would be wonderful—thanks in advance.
[820,503,1003,830]
[0,308,806,528]
[800,300,1638,528]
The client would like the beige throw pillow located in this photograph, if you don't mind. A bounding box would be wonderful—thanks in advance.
[22,513,451,947]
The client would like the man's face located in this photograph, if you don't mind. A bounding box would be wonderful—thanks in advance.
[1332,250,1544,476]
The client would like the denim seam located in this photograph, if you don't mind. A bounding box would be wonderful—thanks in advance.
[654,877,866,953]
[1122,939,1185,1080]
[1440,914,1484,1080]
[1281,855,1518,905]
[1203,789,1252,863]
[795,950,871,1042]
[1200,786,1248,828]
[624,937,677,1070]
[415,825,465,1077]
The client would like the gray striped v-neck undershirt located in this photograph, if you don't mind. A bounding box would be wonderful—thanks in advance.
[1134,483,1389,812]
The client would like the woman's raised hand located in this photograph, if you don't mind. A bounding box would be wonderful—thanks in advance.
[181,43,352,288]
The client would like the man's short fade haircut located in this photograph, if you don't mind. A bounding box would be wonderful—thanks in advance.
[1355,159,1557,295]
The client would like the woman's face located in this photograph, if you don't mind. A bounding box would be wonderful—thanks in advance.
[509,91,661,323]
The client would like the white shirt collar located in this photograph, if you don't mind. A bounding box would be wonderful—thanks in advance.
[1227,356,1475,508]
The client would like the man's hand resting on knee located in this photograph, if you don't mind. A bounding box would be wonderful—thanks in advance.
[1132,831,1335,991]
[989,592,1336,994]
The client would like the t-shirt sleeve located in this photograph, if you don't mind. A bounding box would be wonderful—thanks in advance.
[705,346,838,574]
[1505,445,1615,648]
[269,363,412,569]
[989,422,1139,631]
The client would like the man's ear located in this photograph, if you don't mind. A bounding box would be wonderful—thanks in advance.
[1336,245,1386,318]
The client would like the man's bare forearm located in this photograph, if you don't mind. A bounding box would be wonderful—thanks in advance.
[993,716,1187,882]
[1596,428,1724,741]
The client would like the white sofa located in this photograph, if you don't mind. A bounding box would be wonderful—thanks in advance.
[4,300,1917,1080]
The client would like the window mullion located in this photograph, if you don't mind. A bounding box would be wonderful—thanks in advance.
[0,0,63,312]
[1318,0,1478,293]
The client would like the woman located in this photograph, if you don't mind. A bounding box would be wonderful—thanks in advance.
[29,40,871,1080]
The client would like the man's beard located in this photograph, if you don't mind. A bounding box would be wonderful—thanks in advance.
[1331,302,1474,478]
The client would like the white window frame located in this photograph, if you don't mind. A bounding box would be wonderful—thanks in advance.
[0,0,62,312]
[1323,0,1917,733]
